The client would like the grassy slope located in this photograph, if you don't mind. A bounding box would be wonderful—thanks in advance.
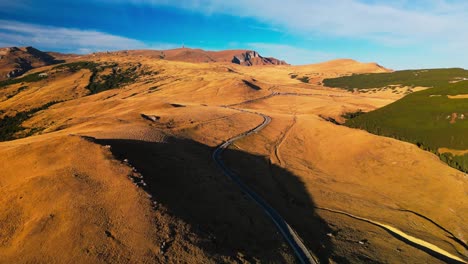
[0,72,47,88]
[0,61,142,141]
[323,68,468,172]
[323,68,468,90]
[53,61,138,94]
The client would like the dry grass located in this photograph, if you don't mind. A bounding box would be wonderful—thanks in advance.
[0,52,466,263]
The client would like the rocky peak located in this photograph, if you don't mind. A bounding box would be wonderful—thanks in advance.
[232,50,288,66]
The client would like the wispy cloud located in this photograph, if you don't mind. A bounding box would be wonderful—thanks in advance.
[107,0,468,47]
[99,0,467,68]
[0,20,177,53]
[247,43,335,65]
[247,25,282,33]
[2,1,467,68]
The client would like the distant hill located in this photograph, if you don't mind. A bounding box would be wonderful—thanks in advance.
[45,51,78,61]
[0,46,64,80]
[298,59,391,74]
[122,48,288,66]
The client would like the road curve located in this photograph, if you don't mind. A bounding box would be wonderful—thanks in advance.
[212,108,318,264]
[215,92,467,263]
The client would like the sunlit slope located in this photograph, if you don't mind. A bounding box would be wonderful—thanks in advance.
[223,110,467,263]
[0,57,275,142]
[0,135,164,263]
[0,51,465,263]
[0,54,301,263]
[0,55,391,143]
[324,68,468,172]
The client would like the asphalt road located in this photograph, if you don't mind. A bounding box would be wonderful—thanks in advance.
[212,108,318,264]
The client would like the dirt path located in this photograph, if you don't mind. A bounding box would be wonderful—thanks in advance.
[273,115,296,166]
[316,207,467,263]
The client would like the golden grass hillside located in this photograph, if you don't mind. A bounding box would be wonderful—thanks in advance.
[0,51,466,263]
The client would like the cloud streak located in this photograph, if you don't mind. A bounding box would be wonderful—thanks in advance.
[107,0,468,47]
[0,20,177,53]
[1,1,467,68]
[94,0,467,68]
[247,43,335,65]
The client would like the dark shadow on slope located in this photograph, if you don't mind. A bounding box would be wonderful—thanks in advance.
[222,148,468,264]
[242,80,262,90]
[223,147,335,263]
[96,137,333,263]
[23,46,65,65]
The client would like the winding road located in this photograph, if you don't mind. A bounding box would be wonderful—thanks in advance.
[212,108,318,264]
[211,92,467,264]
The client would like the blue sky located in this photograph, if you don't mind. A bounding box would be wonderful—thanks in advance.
[0,0,467,69]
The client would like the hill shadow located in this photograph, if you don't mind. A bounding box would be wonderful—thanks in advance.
[96,137,334,263]
[24,46,65,65]
[223,145,335,262]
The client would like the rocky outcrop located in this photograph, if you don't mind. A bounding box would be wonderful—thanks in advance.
[6,68,27,78]
[232,51,288,66]
[232,51,260,65]
[6,57,33,78]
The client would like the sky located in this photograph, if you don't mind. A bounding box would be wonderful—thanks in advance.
[0,0,467,69]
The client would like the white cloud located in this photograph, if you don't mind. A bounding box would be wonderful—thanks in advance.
[105,0,468,47]
[0,20,177,53]
[247,43,335,65]
[99,0,468,68]
[2,0,468,68]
